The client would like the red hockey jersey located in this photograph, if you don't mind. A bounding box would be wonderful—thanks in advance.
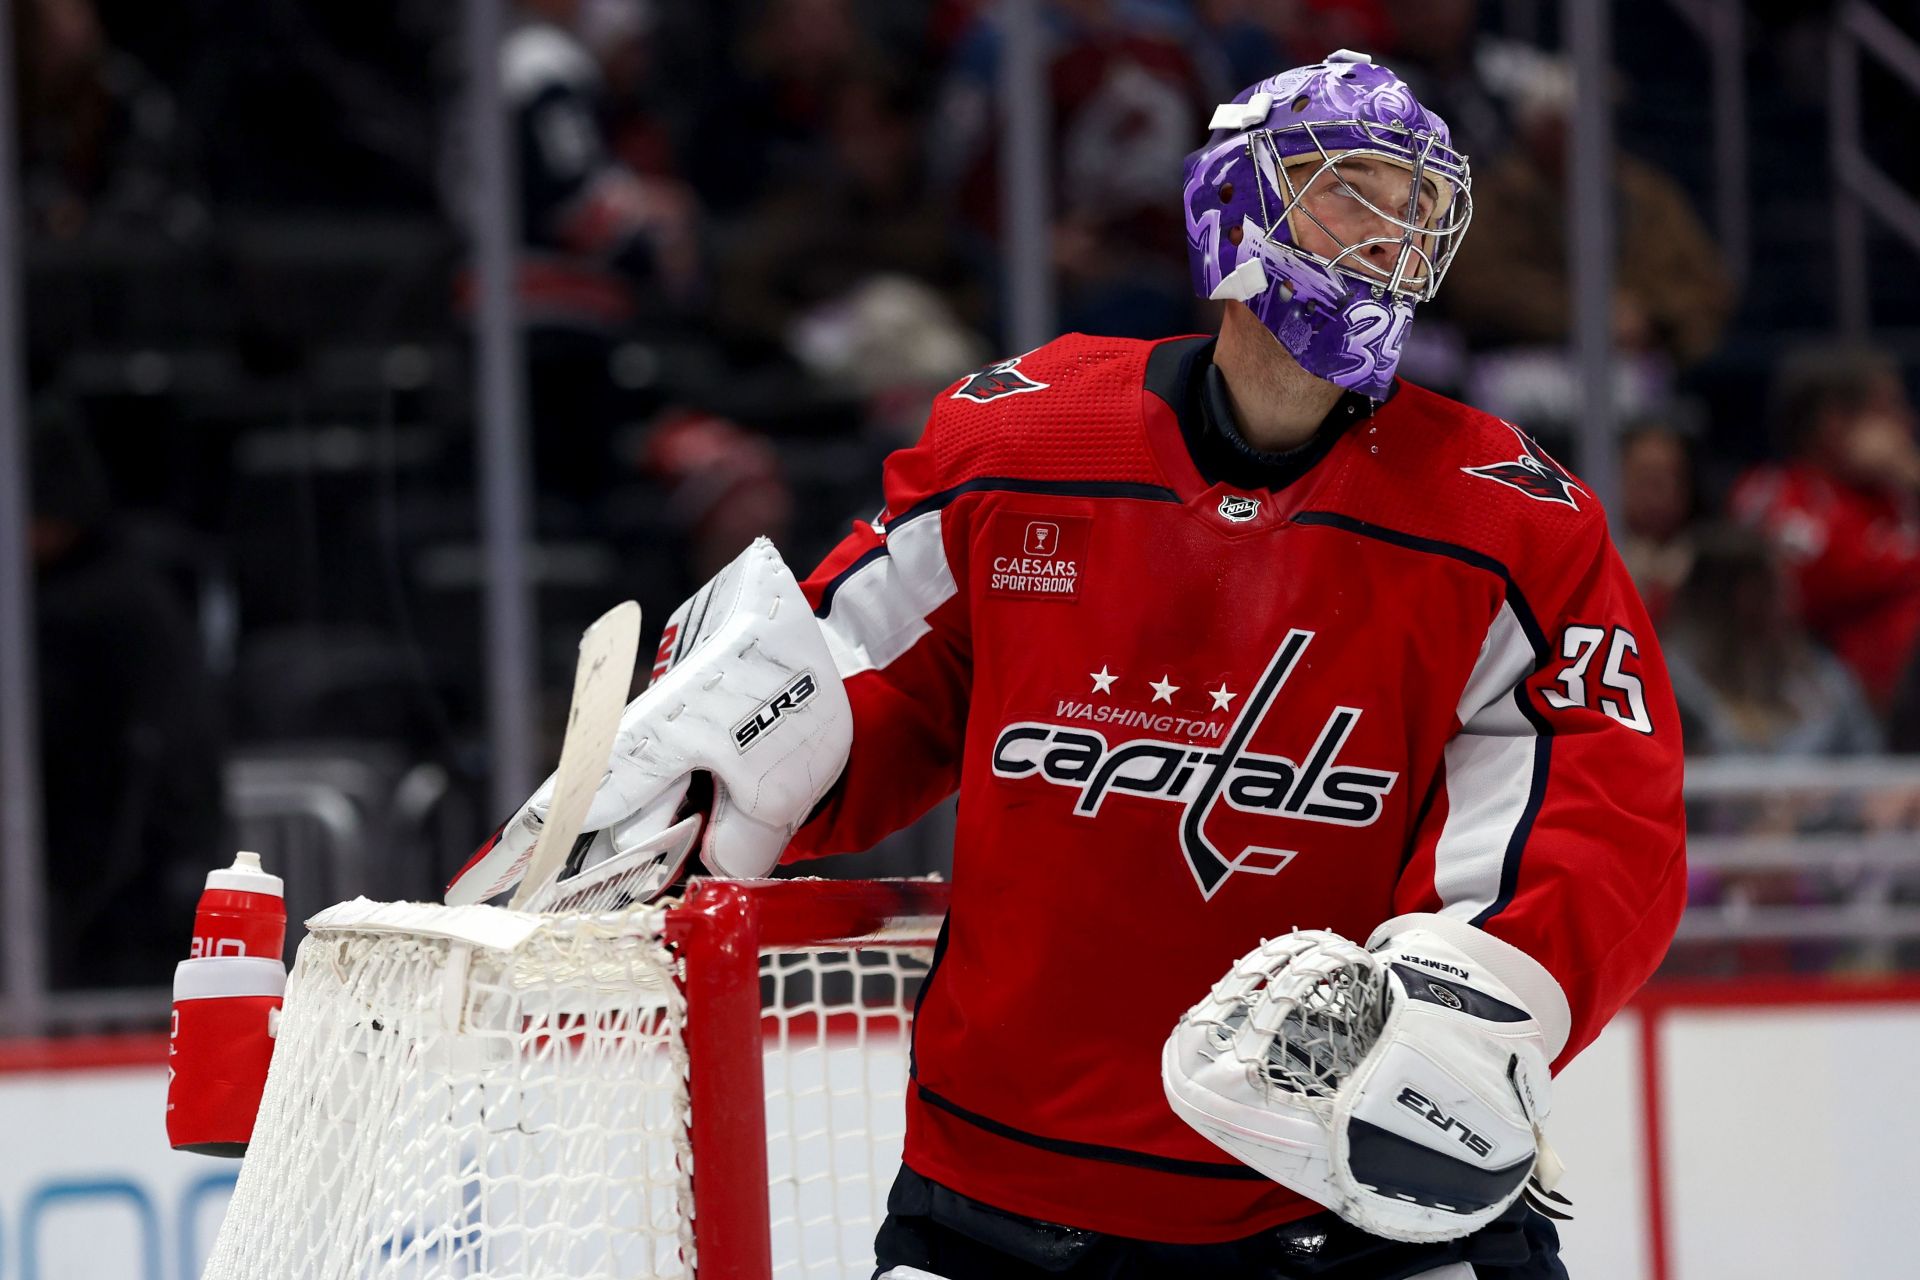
[786,333,1687,1243]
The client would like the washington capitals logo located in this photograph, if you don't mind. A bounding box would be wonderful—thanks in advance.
[952,355,1049,404]
[1462,422,1586,509]
[990,631,1398,899]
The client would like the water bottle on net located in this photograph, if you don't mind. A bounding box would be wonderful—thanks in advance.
[166,851,287,1156]
[188,849,286,960]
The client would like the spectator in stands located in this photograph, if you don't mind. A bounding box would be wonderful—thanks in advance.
[731,0,888,193]
[932,0,1217,339]
[1196,0,1393,91]
[716,66,985,356]
[1731,343,1920,717]
[785,275,990,446]
[491,0,701,506]
[590,0,677,180]
[15,0,195,238]
[1441,51,1732,428]
[30,406,226,988]
[1618,418,1701,625]
[1284,0,1393,56]
[1194,0,1296,91]
[638,408,794,586]
[1380,0,1511,163]
[1661,524,1881,757]
[1664,522,1896,979]
[504,0,699,317]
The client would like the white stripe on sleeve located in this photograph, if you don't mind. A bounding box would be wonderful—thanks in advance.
[818,511,958,679]
[1433,600,1541,921]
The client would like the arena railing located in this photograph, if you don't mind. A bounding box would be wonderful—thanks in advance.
[23,755,1920,1031]
[1832,0,1920,332]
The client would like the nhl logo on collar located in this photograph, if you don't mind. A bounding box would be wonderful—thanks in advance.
[1218,494,1260,524]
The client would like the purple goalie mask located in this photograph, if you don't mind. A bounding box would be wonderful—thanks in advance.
[1183,50,1472,398]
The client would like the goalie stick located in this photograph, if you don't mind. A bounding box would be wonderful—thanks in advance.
[522,813,702,913]
[507,600,642,911]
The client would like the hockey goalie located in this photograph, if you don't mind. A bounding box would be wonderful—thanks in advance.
[453,48,1686,1279]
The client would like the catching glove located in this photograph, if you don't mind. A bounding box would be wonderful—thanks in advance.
[1162,912,1569,1243]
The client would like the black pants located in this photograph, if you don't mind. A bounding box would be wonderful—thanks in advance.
[872,1166,1571,1280]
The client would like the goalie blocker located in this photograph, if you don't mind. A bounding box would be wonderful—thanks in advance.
[448,538,853,908]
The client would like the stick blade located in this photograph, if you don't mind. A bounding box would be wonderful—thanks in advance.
[508,600,642,910]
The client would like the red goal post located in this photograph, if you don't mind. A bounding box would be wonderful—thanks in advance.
[673,878,949,1280]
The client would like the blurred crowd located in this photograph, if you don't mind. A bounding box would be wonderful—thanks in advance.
[10,0,1920,988]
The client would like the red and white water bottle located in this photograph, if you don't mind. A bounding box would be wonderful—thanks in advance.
[188,849,286,961]
[167,850,288,1156]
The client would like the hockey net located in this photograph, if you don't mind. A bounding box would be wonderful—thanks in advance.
[203,878,948,1280]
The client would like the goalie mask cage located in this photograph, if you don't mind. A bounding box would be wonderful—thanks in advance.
[203,878,949,1280]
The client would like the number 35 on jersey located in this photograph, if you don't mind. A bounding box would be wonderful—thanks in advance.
[1542,625,1654,734]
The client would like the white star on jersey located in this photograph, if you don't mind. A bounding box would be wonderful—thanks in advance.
[1150,675,1179,704]
[1090,666,1117,694]
[1209,684,1236,710]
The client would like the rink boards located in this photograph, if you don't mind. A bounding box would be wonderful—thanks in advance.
[3,986,1919,1280]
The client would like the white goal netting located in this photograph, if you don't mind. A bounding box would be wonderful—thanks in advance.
[202,883,940,1280]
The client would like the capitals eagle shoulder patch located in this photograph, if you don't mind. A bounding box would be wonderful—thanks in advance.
[951,355,1049,404]
[1461,421,1586,509]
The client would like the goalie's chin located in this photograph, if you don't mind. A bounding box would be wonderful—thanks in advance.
[1159,1027,1333,1199]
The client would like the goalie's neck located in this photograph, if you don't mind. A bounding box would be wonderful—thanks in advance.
[1213,300,1349,452]
[1149,336,1383,495]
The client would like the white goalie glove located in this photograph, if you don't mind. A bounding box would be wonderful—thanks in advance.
[447,537,853,908]
[1162,913,1571,1244]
